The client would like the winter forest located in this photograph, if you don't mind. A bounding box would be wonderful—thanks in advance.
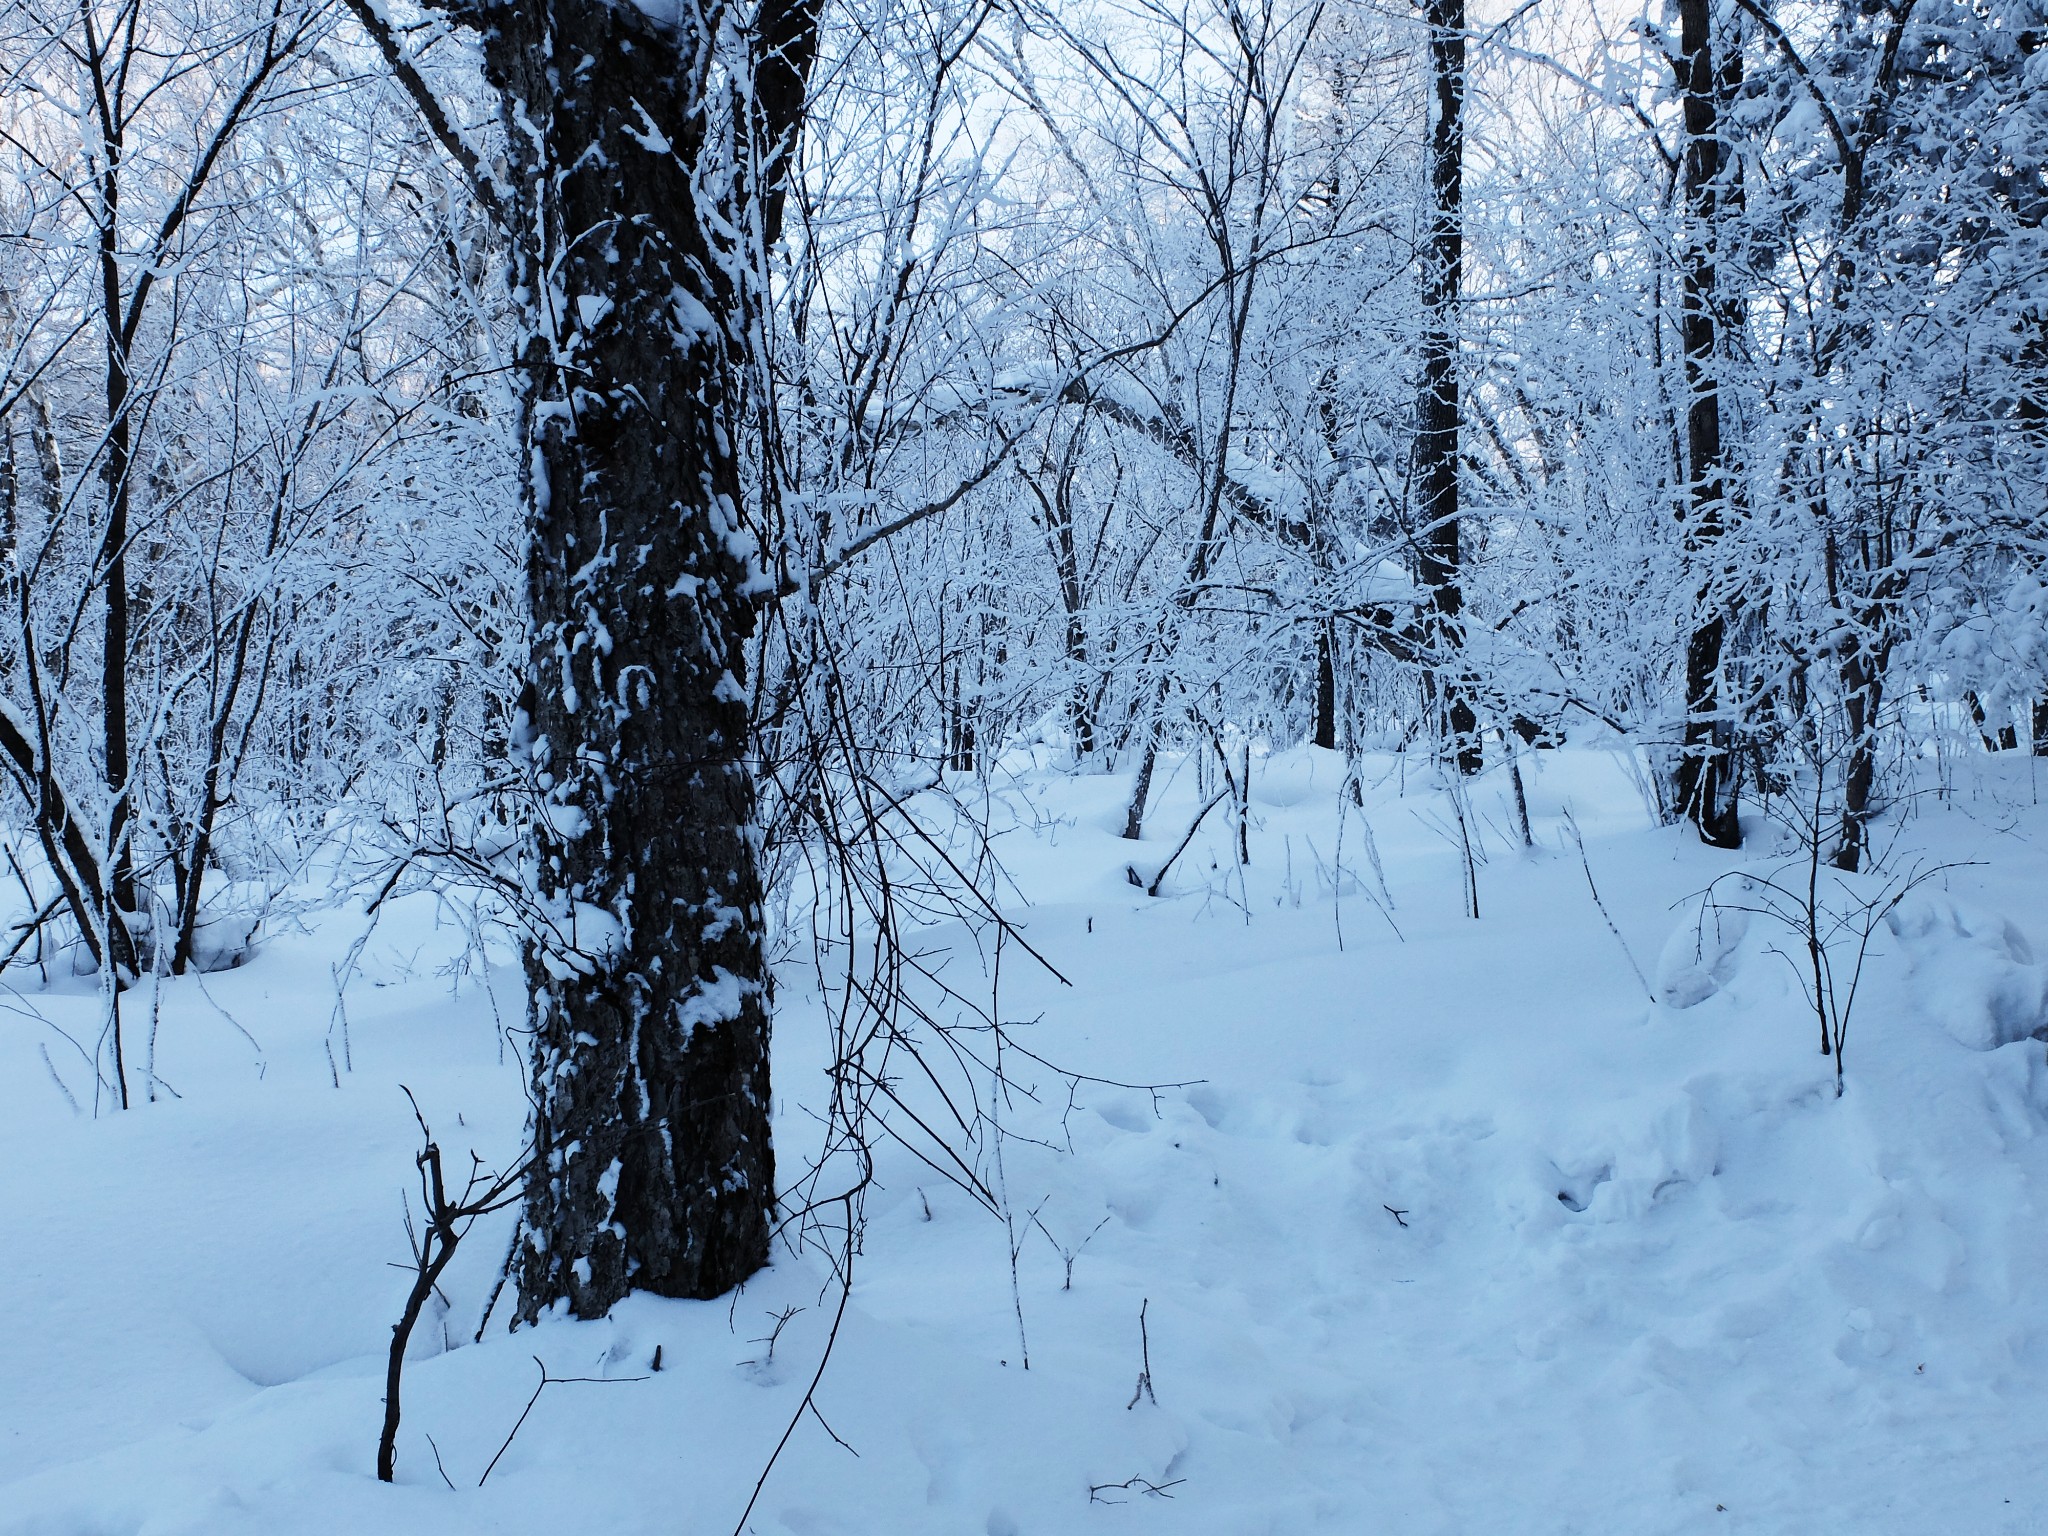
[1,0,2045,1527]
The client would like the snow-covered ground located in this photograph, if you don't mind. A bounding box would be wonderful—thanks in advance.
[5,745,2048,1535]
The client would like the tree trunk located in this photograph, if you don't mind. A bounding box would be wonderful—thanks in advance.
[1051,462,1094,758]
[1834,664,1878,872]
[1667,0,1743,849]
[95,144,141,979]
[1312,621,1338,750]
[1962,690,2005,751]
[1416,0,1479,775]
[1831,532,1905,871]
[1121,706,1162,842]
[1833,619,1895,872]
[456,0,818,1319]
[1018,435,1098,760]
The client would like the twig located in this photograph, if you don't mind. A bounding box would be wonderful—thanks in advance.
[1562,809,1654,1004]
[0,891,65,973]
[473,1218,522,1343]
[1032,1210,1112,1290]
[477,1359,547,1488]
[744,1305,806,1367]
[379,1088,528,1483]
[728,1198,859,1536]
[1089,1475,1185,1503]
[998,1036,1205,1114]
[1126,1298,1157,1410]
[425,1431,455,1491]
[478,1356,649,1487]
[37,1042,80,1114]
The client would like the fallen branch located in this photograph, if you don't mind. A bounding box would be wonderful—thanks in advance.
[1089,1474,1185,1504]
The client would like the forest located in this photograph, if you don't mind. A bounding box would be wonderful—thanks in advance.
[0,0,2044,1529]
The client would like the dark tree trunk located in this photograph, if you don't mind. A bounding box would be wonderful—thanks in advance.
[1066,619,1095,759]
[1831,553,1903,872]
[1668,0,1743,849]
[947,644,977,772]
[1052,463,1095,759]
[1963,690,2001,751]
[1416,0,1479,775]
[99,344,136,952]
[1312,620,1338,750]
[1019,431,1097,759]
[94,142,141,981]
[1121,723,1161,842]
[1834,655,1880,871]
[453,0,818,1319]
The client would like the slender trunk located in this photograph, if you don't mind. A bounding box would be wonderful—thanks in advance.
[0,401,111,968]
[98,182,140,972]
[1833,584,1898,872]
[0,333,113,974]
[1416,0,1478,775]
[1121,682,1165,841]
[1835,648,1881,872]
[1312,621,1338,750]
[1049,471,1094,758]
[172,606,267,973]
[1120,362,1250,836]
[1022,438,1098,760]
[1068,621,1095,758]
[1668,0,1742,849]
[1962,690,2000,751]
[947,641,976,772]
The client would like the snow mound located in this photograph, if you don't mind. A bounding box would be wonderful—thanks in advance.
[1541,1089,1721,1221]
[1251,744,1345,808]
[1888,897,2048,1051]
[1654,884,1753,1009]
[188,881,270,972]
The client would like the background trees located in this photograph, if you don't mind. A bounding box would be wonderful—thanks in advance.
[0,0,508,1103]
[0,0,2040,1304]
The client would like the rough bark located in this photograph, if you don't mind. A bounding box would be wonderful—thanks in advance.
[441,0,818,1318]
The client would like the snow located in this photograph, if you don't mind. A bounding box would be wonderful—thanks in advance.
[1890,899,2048,1053]
[6,749,2048,1534]
[1654,880,1751,1009]
[178,876,273,974]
